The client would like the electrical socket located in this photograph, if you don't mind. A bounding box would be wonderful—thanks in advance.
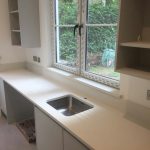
[147,90,150,100]
[37,57,40,63]
[33,56,37,62]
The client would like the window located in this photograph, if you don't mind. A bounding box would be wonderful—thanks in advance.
[50,0,120,88]
[52,0,80,73]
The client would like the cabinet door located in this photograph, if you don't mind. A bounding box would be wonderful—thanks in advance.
[0,79,7,115]
[18,0,40,48]
[34,107,63,150]
[64,130,90,150]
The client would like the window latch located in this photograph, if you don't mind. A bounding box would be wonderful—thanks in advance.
[73,24,79,36]
[79,24,83,36]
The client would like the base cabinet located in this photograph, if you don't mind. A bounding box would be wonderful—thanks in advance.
[35,107,63,150]
[34,107,90,150]
[64,130,89,150]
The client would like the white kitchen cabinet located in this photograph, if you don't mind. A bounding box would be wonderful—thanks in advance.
[64,130,89,150]
[0,79,7,115]
[116,0,150,79]
[8,0,41,47]
[34,107,90,150]
[34,107,63,150]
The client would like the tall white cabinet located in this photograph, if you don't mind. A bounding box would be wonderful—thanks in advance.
[8,0,41,47]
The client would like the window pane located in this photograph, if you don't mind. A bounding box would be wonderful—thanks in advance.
[56,27,78,67]
[86,26,120,80]
[88,0,119,24]
[58,0,78,25]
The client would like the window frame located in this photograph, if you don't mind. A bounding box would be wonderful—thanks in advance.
[80,0,119,88]
[50,0,81,74]
[50,0,120,89]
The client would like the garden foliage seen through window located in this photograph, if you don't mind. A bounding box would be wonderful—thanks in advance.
[55,0,120,83]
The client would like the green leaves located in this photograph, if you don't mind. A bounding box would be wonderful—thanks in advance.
[58,0,119,66]
[59,0,77,25]
[59,27,77,63]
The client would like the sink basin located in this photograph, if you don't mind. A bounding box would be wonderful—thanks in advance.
[47,95,93,116]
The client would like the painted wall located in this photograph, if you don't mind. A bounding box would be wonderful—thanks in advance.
[120,74,150,108]
[0,0,25,64]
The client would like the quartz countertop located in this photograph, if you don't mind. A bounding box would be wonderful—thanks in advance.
[0,69,150,150]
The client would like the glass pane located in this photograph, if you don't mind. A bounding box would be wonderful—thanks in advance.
[56,27,78,67]
[86,26,120,80]
[87,0,119,24]
[57,0,78,25]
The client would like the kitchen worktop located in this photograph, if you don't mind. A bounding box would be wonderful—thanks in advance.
[0,69,150,150]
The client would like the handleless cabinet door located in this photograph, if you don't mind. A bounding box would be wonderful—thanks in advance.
[64,130,90,150]
[18,0,41,48]
[35,107,63,150]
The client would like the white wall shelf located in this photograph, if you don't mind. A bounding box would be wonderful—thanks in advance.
[117,67,150,80]
[116,0,150,79]
[8,0,41,47]
[11,30,20,32]
[9,10,19,14]
[120,41,150,49]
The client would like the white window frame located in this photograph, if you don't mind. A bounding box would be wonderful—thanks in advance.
[81,0,119,88]
[50,0,120,89]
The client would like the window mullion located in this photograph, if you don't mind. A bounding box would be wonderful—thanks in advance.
[76,0,82,75]
[86,24,117,27]
[54,25,75,27]
[80,0,87,75]
[55,0,60,63]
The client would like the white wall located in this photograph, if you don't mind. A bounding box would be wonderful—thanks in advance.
[0,0,26,64]
[121,75,150,108]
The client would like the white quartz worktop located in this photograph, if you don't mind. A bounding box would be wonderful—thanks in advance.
[0,69,150,150]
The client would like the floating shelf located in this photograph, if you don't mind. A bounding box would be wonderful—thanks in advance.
[9,10,19,14]
[115,0,150,80]
[11,30,20,32]
[8,0,40,47]
[120,41,150,49]
[116,67,150,80]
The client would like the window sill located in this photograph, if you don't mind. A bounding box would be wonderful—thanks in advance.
[47,68,122,99]
[75,77,121,98]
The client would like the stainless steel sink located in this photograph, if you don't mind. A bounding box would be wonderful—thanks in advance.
[47,95,93,116]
